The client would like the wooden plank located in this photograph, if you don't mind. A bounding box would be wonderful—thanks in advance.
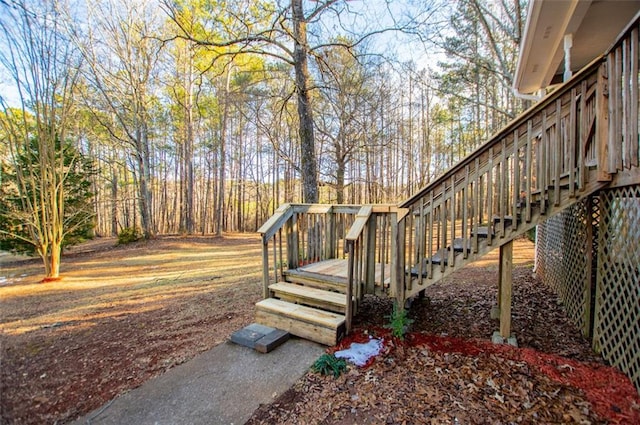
[440,182,447,272]
[554,98,562,206]
[579,81,587,191]
[269,282,346,312]
[463,165,469,259]
[365,217,377,293]
[256,298,344,329]
[345,205,372,241]
[473,158,481,252]
[598,61,613,181]
[540,111,548,214]
[500,138,507,238]
[390,211,399,297]
[499,240,513,338]
[569,88,576,197]
[623,37,631,169]
[428,191,435,278]
[262,242,270,298]
[630,28,639,167]
[525,120,533,222]
[613,46,623,171]
[449,176,456,266]
[487,148,494,245]
[346,242,354,333]
[257,203,292,238]
[512,129,520,231]
[255,309,342,346]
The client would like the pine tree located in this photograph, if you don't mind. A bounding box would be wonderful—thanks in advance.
[0,137,95,257]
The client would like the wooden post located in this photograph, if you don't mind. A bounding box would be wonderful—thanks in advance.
[499,239,513,338]
[346,241,354,334]
[326,209,336,259]
[365,216,377,294]
[390,212,399,298]
[262,240,270,298]
[583,196,594,338]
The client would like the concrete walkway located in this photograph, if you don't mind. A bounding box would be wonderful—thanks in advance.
[73,338,324,425]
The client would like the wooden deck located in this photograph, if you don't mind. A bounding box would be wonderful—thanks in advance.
[298,258,391,287]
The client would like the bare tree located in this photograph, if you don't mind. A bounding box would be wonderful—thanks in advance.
[0,0,85,278]
[71,0,164,238]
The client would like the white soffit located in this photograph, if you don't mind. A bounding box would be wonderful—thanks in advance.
[515,0,640,94]
[514,0,590,94]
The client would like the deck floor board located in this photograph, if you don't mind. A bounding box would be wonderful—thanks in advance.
[298,259,391,287]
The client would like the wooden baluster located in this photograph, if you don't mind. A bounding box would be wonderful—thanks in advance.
[449,176,456,267]
[500,139,507,238]
[428,192,434,279]
[463,165,470,259]
[569,88,577,198]
[512,128,520,231]
[630,28,639,167]
[597,61,611,181]
[473,158,481,252]
[487,147,494,245]
[440,182,447,272]
[579,81,587,191]
[540,111,547,214]
[554,98,562,206]
[525,120,533,222]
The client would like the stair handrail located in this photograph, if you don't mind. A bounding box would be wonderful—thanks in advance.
[394,43,619,303]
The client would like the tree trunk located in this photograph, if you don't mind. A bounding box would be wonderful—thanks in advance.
[291,0,318,203]
[216,65,233,236]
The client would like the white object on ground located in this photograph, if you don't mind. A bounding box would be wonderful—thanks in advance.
[334,338,383,366]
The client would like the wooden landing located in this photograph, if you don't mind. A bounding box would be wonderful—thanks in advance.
[296,259,391,287]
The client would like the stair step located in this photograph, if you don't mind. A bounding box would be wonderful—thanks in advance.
[255,298,345,346]
[283,269,347,293]
[411,249,450,276]
[492,214,523,228]
[269,282,347,313]
[450,238,471,253]
[472,226,494,238]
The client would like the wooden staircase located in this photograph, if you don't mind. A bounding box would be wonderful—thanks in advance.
[256,46,632,345]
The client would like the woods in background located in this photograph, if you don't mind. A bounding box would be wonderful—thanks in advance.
[0,0,528,276]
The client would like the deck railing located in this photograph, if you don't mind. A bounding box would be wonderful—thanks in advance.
[344,205,408,331]
[257,203,361,297]
[394,25,640,302]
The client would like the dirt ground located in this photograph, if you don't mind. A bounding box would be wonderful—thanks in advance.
[1,234,639,424]
[1,234,263,424]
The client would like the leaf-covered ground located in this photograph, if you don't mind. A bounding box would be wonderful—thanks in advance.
[2,235,639,424]
[0,234,262,424]
[247,238,640,424]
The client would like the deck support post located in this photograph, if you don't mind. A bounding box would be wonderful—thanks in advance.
[498,239,513,338]
[392,213,406,308]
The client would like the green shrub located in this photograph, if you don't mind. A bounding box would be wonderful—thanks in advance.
[526,226,536,243]
[385,302,414,340]
[312,353,347,378]
[117,227,141,245]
